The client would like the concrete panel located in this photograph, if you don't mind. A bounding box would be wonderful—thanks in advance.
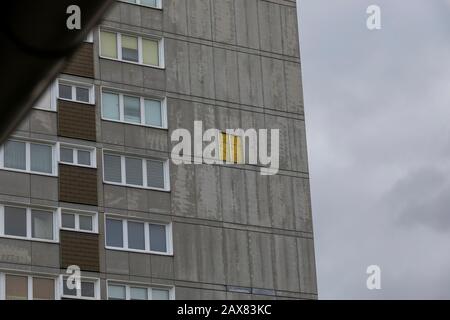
[99,59,123,83]
[31,175,58,201]
[126,188,148,212]
[141,5,163,30]
[264,115,291,170]
[0,239,32,265]
[129,252,151,277]
[151,255,174,279]
[213,47,239,103]
[289,119,309,173]
[173,223,200,282]
[189,43,215,99]
[248,232,274,289]
[171,164,197,218]
[221,167,247,224]
[165,38,191,95]
[29,110,57,135]
[292,178,313,233]
[124,125,147,149]
[186,0,212,40]
[31,242,59,268]
[281,5,300,57]
[16,115,30,132]
[147,190,171,214]
[145,127,169,152]
[105,250,129,275]
[284,61,304,114]
[268,175,295,230]
[297,237,317,294]
[122,63,144,88]
[258,1,283,54]
[143,67,166,91]
[0,171,30,197]
[103,2,120,22]
[224,229,251,287]
[195,165,221,220]
[234,0,260,50]
[246,172,272,228]
[119,2,142,26]
[261,57,287,111]
[175,287,226,300]
[163,0,188,34]
[237,52,264,107]
[212,0,236,44]
[273,235,300,292]
[103,184,128,210]
[101,120,125,146]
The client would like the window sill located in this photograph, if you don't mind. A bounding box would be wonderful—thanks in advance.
[103,181,170,193]
[59,162,97,170]
[0,168,57,178]
[99,56,165,70]
[60,227,98,235]
[105,246,173,257]
[118,1,163,11]
[33,107,57,113]
[0,235,58,244]
[101,118,168,131]
[57,98,95,106]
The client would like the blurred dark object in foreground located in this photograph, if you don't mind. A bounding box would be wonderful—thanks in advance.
[0,0,113,144]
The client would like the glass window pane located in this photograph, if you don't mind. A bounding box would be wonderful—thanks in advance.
[61,213,75,229]
[122,35,139,62]
[149,224,167,253]
[127,221,145,250]
[102,92,120,120]
[144,99,162,127]
[100,31,118,59]
[104,154,122,183]
[33,278,55,300]
[76,87,90,103]
[130,287,147,300]
[6,275,28,300]
[4,140,26,170]
[34,86,52,110]
[4,206,27,237]
[60,147,73,163]
[81,281,95,298]
[125,157,143,186]
[32,210,53,240]
[77,150,91,166]
[106,219,123,247]
[147,160,165,189]
[30,144,52,174]
[142,39,159,66]
[141,0,157,7]
[63,277,77,296]
[124,96,141,123]
[152,289,169,300]
[108,285,126,300]
[59,84,72,100]
[79,215,93,231]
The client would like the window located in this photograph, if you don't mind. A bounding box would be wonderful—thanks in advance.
[57,80,94,104]
[2,275,56,300]
[99,30,163,67]
[59,209,98,233]
[33,83,57,111]
[61,276,99,300]
[105,217,172,255]
[120,0,162,9]
[58,144,96,168]
[0,140,56,175]
[107,283,172,300]
[101,90,167,129]
[103,152,169,191]
[0,205,57,242]
[220,133,243,164]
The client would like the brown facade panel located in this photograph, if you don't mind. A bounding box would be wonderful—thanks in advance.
[63,42,94,78]
[58,99,96,141]
[59,164,98,206]
[60,230,100,272]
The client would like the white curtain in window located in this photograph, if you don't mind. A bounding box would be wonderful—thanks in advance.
[32,210,53,240]
[144,99,162,127]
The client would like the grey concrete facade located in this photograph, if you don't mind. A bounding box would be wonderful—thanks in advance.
[0,0,317,300]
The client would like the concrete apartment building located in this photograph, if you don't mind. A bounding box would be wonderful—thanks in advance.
[0,0,316,300]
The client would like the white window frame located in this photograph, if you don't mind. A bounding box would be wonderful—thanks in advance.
[58,208,99,234]
[0,204,59,243]
[106,280,174,300]
[99,29,165,68]
[100,88,168,129]
[0,272,60,300]
[0,139,57,177]
[59,275,100,300]
[57,142,97,169]
[119,0,162,9]
[102,150,170,192]
[33,82,58,112]
[57,79,95,105]
[104,216,173,256]
[84,31,94,43]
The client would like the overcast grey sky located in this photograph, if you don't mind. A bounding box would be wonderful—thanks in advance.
[298,0,450,299]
